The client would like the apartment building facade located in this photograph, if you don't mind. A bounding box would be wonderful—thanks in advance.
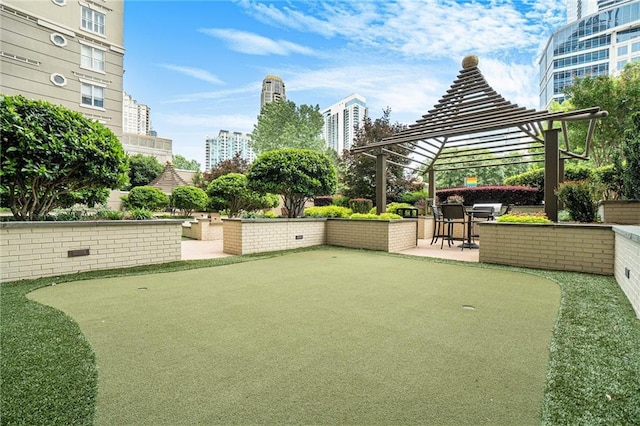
[1,0,125,136]
[321,93,368,155]
[205,130,256,170]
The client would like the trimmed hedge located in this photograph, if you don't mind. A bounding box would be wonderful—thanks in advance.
[435,186,540,206]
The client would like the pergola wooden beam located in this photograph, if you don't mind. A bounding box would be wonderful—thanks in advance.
[350,55,607,219]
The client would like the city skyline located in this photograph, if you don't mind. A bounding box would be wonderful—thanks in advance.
[123,0,569,169]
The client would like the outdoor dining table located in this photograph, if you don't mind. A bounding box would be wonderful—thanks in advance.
[459,207,489,249]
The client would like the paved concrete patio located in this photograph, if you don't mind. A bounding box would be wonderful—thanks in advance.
[181,238,479,263]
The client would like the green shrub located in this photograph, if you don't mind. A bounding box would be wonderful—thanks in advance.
[595,164,624,200]
[207,173,276,217]
[555,180,599,223]
[368,202,412,215]
[95,209,124,220]
[349,198,373,213]
[332,196,350,207]
[304,206,353,218]
[126,208,154,220]
[240,210,278,219]
[313,196,334,206]
[123,186,169,211]
[0,94,128,220]
[496,212,552,223]
[171,185,208,216]
[350,213,402,220]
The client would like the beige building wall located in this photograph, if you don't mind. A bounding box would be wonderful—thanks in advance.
[0,0,125,136]
[121,133,173,163]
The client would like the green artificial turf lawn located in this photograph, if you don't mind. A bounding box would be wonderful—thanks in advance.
[28,248,561,425]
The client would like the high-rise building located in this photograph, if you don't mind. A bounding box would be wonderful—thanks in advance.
[567,0,599,22]
[0,0,125,136]
[260,75,286,110]
[539,0,640,108]
[205,130,256,170]
[321,93,368,154]
[122,92,151,135]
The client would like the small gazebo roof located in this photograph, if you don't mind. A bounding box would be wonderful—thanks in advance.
[149,162,189,194]
[351,55,607,172]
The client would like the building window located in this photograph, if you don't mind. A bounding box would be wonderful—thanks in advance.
[81,83,104,108]
[50,33,67,47]
[50,73,67,86]
[81,6,105,35]
[633,42,640,53]
[80,44,105,72]
[618,45,628,56]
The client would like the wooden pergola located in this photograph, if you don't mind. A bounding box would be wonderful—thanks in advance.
[350,55,607,221]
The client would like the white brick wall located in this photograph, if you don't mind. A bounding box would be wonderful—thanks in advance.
[613,226,640,318]
[222,218,417,255]
[1,221,182,282]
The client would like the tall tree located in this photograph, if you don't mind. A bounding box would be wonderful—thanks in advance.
[340,108,410,203]
[172,154,200,171]
[251,100,325,154]
[563,62,640,166]
[0,95,128,220]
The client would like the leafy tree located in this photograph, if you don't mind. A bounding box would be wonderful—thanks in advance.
[0,94,128,220]
[622,112,640,199]
[247,148,337,218]
[127,154,163,188]
[171,185,208,216]
[340,108,410,203]
[251,100,325,154]
[122,186,169,211]
[207,173,277,217]
[172,154,201,171]
[563,62,640,166]
[204,152,250,184]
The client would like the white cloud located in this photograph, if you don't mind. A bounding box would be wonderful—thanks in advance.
[158,64,225,85]
[199,28,316,56]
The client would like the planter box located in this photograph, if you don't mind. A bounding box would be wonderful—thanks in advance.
[222,218,418,255]
[1,220,183,282]
[223,218,327,255]
[598,200,640,225]
[326,219,417,252]
[478,222,615,275]
[182,217,223,241]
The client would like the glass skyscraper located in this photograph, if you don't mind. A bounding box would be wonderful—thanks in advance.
[539,0,640,108]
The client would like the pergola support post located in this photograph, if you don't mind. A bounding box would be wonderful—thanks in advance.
[544,127,560,222]
[428,168,435,207]
[376,152,387,214]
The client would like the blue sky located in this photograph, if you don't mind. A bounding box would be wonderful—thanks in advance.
[123,0,568,169]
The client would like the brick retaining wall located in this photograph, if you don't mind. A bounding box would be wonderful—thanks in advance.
[478,222,615,275]
[223,218,417,255]
[613,226,640,318]
[1,220,183,282]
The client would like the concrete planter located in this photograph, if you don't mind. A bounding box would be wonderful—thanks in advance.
[598,200,640,225]
[222,217,417,255]
[0,220,183,282]
[478,221,615,275]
